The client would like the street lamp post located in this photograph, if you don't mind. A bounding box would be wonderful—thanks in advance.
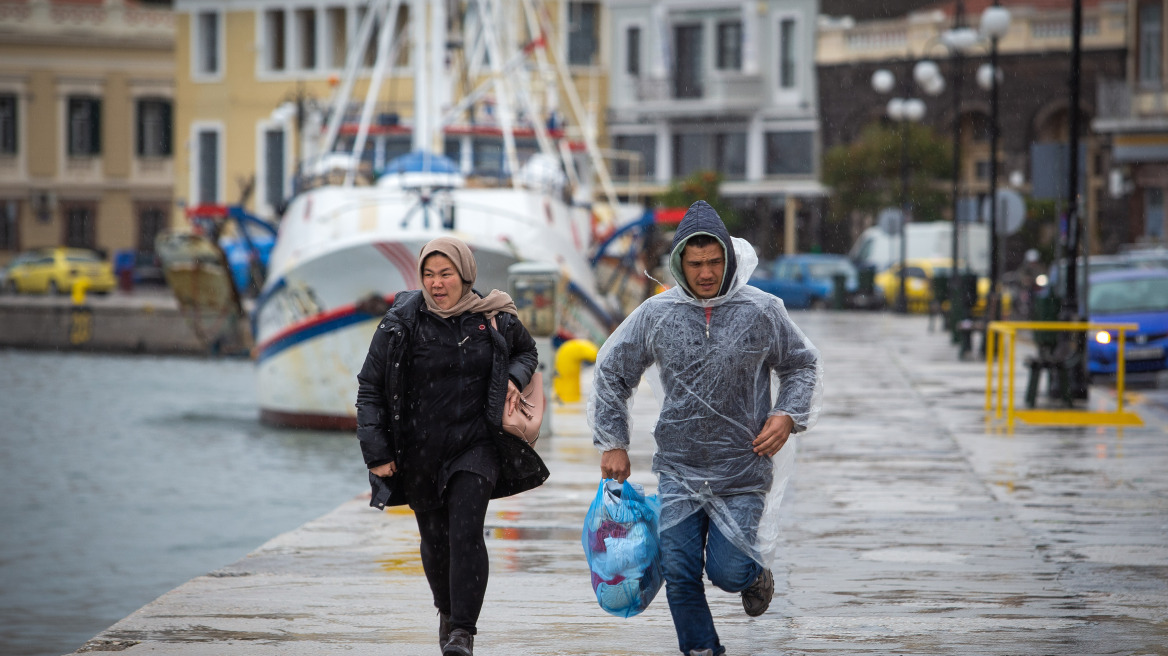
[980,4,1011,323]
[872,65,938,313]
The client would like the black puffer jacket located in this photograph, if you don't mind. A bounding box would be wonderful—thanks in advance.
[355,290,550,509]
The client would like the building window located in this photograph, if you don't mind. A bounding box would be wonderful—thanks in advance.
[264,128,286,212]
[674,24,704,98]
[326,7,347,68]
[136,99,172,157]
[444,137,462,167]
[472,138,505,177]
[716,132,746,179]
[673,133,716,179]
[296,8,317,70]
[195,11,220,76]
[765,131,813,175]
[0,94,15,155]
[63,203,96,249]
[1139,2,1162,87]
[716,21,742,70]
[195,128,220,204]
[626,26,641,76]
[356,5,378,67]
[138,205,167,252]
[612,134,656,179]
[568,1,600,66]
[266,9,287,72]
[975,160,991,180]
[779,18,797,89]
[1145,188,1165,240]
[0,200,18,251]
[67,97,101,157]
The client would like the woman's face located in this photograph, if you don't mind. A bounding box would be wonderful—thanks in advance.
[422,254,464,310]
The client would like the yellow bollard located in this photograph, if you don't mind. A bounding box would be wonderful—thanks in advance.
[71,278,89,306]
[554,339,598,403]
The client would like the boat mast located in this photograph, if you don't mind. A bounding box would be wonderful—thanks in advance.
[519,0,617,206]
[318,0,390,169]
[346,0,406,186]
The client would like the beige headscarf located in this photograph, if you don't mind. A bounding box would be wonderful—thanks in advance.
[418,236,518,319]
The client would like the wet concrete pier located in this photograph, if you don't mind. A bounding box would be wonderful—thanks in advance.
[73,312,1168,655]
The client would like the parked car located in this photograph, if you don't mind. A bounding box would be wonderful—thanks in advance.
[5,247,116,295]
[748,254,883,309]
[114,249,167,287]
[875,257,1010,316]
[1086,268,1168,377]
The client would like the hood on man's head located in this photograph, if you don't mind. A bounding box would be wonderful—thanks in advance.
[668,200,739,298]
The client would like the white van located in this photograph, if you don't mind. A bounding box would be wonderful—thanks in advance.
[849,222,990,275]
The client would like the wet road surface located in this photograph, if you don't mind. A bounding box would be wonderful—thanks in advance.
[72,312,1168,655]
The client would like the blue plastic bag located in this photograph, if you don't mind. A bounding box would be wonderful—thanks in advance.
[581,479,664,617]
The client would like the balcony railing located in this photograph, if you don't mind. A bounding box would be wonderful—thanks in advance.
[632,73,765,115]
[1096,78,1168,123]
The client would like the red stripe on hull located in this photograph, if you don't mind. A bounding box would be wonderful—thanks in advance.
[260,408,357,431]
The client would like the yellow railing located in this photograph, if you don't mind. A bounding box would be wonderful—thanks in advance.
[985,320,1143,429]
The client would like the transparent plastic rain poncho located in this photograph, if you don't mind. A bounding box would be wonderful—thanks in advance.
[587,236,823,569]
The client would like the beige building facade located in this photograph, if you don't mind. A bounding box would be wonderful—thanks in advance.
[0,0,174,265]
[173,0,612,225]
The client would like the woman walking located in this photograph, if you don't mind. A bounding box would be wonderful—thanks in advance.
[356,236,549,656]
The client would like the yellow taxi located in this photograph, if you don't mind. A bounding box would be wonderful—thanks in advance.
[5,247,116,295]
[875,258,1009,316]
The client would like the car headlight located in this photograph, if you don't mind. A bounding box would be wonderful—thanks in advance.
[1094,331,1112,345]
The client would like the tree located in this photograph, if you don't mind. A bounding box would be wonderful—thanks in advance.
[822,121,953,244]
[658,170,742,233]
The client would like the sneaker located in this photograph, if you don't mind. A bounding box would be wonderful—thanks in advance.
[741,568,774,617]
[442,627,474,656]
[689,650,715,656]
[438,613,452,648]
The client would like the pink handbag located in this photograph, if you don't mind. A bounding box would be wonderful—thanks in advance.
[503,371,544,445]
[491,316,544,445]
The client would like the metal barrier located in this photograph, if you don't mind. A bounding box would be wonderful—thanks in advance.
[985,320,1143,429]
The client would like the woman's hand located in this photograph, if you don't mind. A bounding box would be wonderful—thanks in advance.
[370,462,397,477]
[506,379,521,416]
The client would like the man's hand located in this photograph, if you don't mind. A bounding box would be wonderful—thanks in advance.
[370,461,397,477]
[600,449,631,483]
[753,414,794,457]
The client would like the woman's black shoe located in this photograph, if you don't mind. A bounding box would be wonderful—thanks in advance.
[442,627,474,656]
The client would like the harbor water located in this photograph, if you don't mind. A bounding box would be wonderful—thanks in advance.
[0,350,367,656]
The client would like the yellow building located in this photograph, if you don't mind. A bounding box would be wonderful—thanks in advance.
[172,0,612,224]
[0,0,174,265]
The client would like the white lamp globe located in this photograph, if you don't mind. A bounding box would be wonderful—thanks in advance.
[872,69,896,94]
[903,98,926,122]
[977,63,1002,90]
[924,76,946,96]
[913,60,941,88]
[981,6,1012,40]
[887,98,906,121]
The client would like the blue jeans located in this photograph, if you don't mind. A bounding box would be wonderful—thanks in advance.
[660,506,763,655]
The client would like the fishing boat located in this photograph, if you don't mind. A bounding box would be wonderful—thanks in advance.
[253,0,631,429]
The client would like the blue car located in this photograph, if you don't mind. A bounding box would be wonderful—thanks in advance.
[1087,269,1168,376]
[748,254,883,310]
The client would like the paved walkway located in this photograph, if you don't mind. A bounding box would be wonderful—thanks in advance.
[73,312,1168,655]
